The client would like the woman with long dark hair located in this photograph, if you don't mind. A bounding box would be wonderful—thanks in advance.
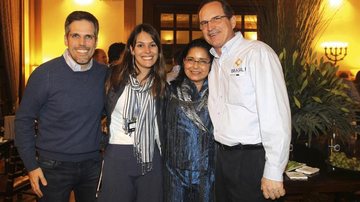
[163,38,215,202]
[98,23,167,202]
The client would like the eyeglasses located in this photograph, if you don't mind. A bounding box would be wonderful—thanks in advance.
[199,15,228,30]
[184,57,211,66]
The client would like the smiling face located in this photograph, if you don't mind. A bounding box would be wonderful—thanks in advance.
[64,20,97,68]
[199,1,236,55]
[183,47,211,91]
[130,31,159,74]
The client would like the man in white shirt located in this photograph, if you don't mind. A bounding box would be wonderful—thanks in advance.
[198,0,291,201]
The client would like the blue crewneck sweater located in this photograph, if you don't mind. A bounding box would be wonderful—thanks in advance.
[15,56,107,171]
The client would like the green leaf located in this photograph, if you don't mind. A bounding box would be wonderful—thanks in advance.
[279,52,284,61]
[292,51,299,65]
[294,96,301,108]
[300,79,308,92]
[312,96,322,103]
[340,107,350,113]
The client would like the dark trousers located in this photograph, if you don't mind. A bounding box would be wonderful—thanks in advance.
[215,145,270,202]
[97,144,163,202]
[38,156,101,202]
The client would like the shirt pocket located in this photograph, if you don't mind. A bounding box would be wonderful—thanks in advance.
[227,73,255,111]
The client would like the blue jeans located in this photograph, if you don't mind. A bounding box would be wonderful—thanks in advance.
[37,156,101,202]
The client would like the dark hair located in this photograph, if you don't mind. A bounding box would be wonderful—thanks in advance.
[172,50,182,66]
[93,48,106,56]
[354,71,360,94]
[173,38,213,85]
[107,24,167,97]
[338,72,349,79]
[198,0,234,18]
[355,72,360,84]
[108,42,126,64]
[65,11,99,37]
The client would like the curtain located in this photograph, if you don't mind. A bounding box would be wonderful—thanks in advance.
[0,0,21,114]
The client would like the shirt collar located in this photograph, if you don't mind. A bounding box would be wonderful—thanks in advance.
[63,49,93,72]
[210,32,244,58]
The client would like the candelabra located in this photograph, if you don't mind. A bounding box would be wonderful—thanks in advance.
[322,42,348,65]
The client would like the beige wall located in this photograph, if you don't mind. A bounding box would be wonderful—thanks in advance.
[41,0,125,63]
[314,0,360,76]
[34,0,360,76]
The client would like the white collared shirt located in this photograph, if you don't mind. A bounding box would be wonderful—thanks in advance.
[63,49,93,72]
[208,32,291,181]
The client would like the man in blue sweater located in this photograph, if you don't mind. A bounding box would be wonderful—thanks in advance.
[15,11,107,201]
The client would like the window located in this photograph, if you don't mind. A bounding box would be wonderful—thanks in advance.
[160,12,203,65]
[235,14,258,40]
[158,8,258,65]
[160,13,202,45]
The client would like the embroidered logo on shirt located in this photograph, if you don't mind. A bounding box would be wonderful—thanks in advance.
[230,58,246,76]
[231,67,246,74]
[235,58,242,66]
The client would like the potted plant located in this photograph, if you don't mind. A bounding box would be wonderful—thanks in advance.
[279,49,359,167]
[280,50,358,145]
[256,0,360,166]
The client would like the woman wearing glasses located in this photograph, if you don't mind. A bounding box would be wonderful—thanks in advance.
[163,38,215,202]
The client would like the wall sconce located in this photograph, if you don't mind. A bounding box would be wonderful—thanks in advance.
[321,41,348,65]
[160,31,174,44]
[329,0,343,7]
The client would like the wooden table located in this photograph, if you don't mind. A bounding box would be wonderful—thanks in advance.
[283,167,360,201]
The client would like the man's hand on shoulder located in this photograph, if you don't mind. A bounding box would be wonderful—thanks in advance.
[261,177,285,200]
[28,167,47,198]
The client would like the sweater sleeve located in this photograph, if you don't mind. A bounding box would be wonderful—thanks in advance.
[15,67,48,171]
